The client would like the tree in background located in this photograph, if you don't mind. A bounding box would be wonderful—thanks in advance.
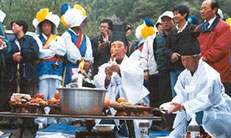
[0,0,230,38]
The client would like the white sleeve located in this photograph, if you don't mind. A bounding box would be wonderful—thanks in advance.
[84,36,94,63]
[49,36,66,56]
[171,72,187,104]
[62,32,81,64]
[39,36,66,59]
[139,39,149,71]
[93,64,108,88]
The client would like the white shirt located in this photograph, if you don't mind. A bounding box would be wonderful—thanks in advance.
[176,22,188,33]
[206,16,216,29]
[140,35,158,75]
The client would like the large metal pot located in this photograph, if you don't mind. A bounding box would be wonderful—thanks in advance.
[58,87,107,115]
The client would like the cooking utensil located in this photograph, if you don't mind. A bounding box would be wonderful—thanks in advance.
[95,124,115,132]
[58,87,107,115]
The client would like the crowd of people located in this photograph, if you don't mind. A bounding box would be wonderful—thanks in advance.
[1,0,231,137]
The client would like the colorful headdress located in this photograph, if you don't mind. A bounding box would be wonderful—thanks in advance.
[0,10,6,22]
[32,8,60,34]
[60,4,87,28]
[60,3,72,28]
[135,18,156,46]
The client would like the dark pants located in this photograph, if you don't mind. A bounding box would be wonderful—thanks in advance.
[223,83,231,97]
[159,70,174,129]
[148,74,159,107]
[0,68,7,111]
[158,70,172,105]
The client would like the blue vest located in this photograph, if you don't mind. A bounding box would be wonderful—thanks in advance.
[63,30,87,86]
[37,35,64,78]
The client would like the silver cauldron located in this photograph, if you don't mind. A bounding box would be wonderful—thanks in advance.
[58,87,107,115]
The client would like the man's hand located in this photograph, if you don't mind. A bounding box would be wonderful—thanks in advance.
[105,66,113,81]
[98,31,109,51]
[105,64,120,80]
[0,35,6,49]
[167,102,184,114]
[110,64,120,74]
[102,31,109,44]
[144,71,149,81]
[13,52,23,62]
[170,53,180,63]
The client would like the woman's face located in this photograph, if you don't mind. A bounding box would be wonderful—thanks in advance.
[11,22,23,35]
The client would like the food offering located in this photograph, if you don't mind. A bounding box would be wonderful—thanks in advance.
[9,93,31,113]
[48,91,61,114]
[29,94,48,114]
[109,98,153,117]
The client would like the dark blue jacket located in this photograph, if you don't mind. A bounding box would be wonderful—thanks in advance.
[6,35,39,83]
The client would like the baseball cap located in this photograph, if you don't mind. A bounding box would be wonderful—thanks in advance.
[160,11,174,19]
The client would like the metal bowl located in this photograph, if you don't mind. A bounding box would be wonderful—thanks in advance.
[95,124,115,132]
[57,87,107,115]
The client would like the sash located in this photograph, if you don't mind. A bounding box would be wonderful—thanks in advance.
[39,34,58,47]
[68,30,87,57]
[38,34,61,64]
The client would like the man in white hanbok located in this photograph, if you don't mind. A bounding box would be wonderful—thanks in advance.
[94,33,150,137]
[166,43,231,138]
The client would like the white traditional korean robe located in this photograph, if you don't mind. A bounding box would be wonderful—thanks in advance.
[94,56,149,105]
[94,56,150,137]
[169,59,231,138]
[61,29,93,85]
[61,29,93,64]
[37,34,66,100]
[35,34,66,126]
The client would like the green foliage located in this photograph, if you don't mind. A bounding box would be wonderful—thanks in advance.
[0,0,230,39]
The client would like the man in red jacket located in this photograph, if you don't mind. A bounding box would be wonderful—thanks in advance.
[195,0,231,96]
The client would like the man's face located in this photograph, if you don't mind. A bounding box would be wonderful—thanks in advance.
[200,0,217,21]
[157,24,163,34]
[173,11,187,24]
[161,16,174,32]
[99,22,110,36]
[181,55,198,72]
[110,41,127,62]
[11,22,23,35]
[41,21,52,36]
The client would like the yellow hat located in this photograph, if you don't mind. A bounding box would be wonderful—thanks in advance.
[32,8,60,34]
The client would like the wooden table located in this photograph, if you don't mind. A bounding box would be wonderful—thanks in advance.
[0,112,161,138]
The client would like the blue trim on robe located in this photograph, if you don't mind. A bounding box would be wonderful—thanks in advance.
[63,30,87,86]
[37,35,64,78]
[39,35,46,45]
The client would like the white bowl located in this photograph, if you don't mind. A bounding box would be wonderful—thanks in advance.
[95,124,115,132]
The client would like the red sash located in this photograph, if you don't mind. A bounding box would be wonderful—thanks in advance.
[75,31,82,48]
